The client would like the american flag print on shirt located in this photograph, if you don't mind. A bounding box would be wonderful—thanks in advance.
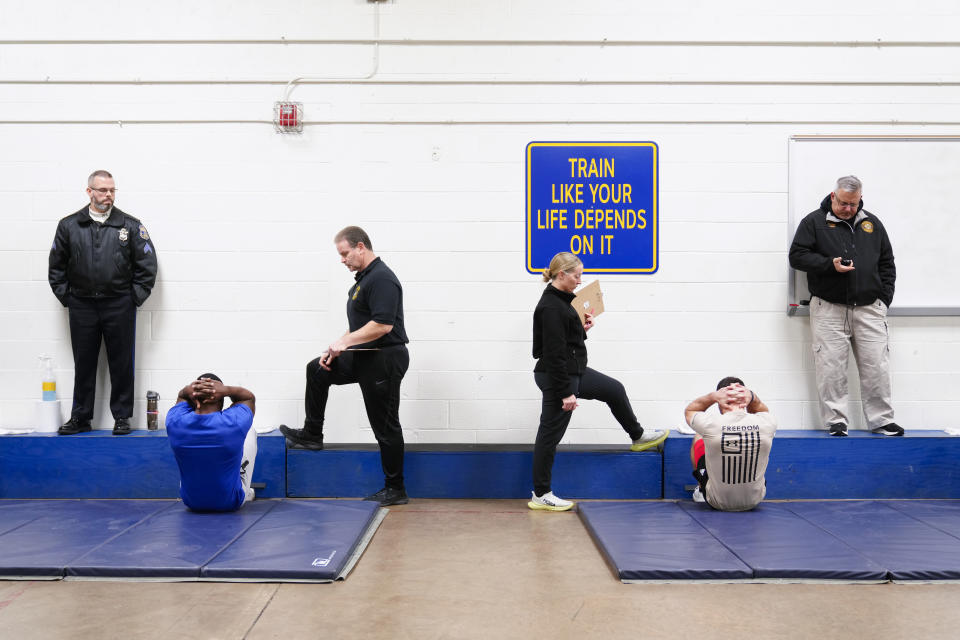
[720,428,761,484]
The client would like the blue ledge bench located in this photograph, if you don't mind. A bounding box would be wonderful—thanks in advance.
[4,429,955,500]
[0,430,285,499]
[663,430,960,500]
[287,444,663,499]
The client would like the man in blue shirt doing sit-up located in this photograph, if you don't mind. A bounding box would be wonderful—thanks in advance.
[166,374,257,512]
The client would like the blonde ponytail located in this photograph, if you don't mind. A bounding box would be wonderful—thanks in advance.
[542,252,582,282]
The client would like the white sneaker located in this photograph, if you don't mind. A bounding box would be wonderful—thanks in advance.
[692,486,705,503]
[630,428,670,452]
[528,491,575,512]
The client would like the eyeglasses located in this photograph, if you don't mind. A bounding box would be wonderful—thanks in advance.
[89,188,117,194]
[834,197,858,210]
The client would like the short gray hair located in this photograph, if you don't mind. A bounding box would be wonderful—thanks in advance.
[87,170,113,187]
[334,225,372,250]
[835,175,862,193]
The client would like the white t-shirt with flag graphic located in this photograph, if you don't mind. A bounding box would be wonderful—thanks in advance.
[691,409,777,512]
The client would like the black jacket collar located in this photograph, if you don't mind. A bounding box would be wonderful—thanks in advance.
[819,195,866,226]
[77,206,124,227]
[544,284,576,302]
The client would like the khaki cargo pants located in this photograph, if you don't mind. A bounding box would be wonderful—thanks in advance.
[809,296,894,429]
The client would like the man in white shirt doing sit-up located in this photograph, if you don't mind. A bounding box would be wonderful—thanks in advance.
[685,377,777,512]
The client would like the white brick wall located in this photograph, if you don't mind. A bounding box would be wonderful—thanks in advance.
[2,1,959,437]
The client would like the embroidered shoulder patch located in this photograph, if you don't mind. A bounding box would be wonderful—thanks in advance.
[139,224,150,240]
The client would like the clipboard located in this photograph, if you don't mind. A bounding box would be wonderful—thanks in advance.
[571,280,604,324]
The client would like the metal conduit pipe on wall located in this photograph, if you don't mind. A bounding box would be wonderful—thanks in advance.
[2,38,959,46]
[3,32,959,126]
[2,120,960,127]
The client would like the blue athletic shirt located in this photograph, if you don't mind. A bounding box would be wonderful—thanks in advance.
[166,401,253,512]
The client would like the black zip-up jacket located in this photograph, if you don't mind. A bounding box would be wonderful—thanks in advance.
[532,285,588,398]
[48,206,158,307]
[788,195,896,307]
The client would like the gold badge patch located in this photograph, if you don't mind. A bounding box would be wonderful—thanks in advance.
[139,224,150,240]
[118,228,128,242]
[352,285,360,300]
[861,221,874,233]
[827,222,836,228]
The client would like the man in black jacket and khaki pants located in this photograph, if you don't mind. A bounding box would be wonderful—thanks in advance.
[789,175,902,437]
[48,170,158,435]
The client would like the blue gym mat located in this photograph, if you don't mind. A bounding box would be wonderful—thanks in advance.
[0,500,171,579]
[579,502,752,581]
[202,500,383,581]
[580,500,960,582]
[0,500,49,537]
[785,501,960,581]
[66,501,280,579]
[0,499,384,582]
[886,500,960,538]
[678,502,886,581]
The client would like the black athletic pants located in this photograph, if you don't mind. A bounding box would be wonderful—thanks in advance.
[68,295,137,422]
[305,345,409,490]
[532,367,644,496]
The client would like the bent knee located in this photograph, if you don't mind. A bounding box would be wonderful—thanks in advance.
[306,357,324,377]
[609,380,627,397]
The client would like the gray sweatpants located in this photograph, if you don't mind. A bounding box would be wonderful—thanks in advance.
[809,296,894,429]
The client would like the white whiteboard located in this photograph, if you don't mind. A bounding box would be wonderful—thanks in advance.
[788,136,960,316]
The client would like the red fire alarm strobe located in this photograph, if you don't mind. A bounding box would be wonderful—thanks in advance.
[274,102,303,133]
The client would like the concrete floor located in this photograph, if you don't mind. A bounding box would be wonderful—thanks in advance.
[1,499,959,639]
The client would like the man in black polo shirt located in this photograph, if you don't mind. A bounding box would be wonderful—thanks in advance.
[280,226,410,506]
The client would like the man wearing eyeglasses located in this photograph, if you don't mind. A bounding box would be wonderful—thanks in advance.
[48,170,158,435]
[789,175,901,437]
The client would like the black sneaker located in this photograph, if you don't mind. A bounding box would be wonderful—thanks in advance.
[363,487,409,506]
[828,422,848,437]
[112,418,132,435]
[364,487,389,502]
[279,424,324,450]
[58,418,91,435]
[872,423,905,437]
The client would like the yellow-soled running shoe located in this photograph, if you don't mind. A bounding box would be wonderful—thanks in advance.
[528,491,575,512]
[630,428,670,452]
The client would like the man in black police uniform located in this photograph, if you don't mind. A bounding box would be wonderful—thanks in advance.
[280,226,410,506]
[48,170,157,435]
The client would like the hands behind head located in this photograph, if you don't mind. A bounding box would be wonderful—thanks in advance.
[714,383,750,411]
[190,378,225,406]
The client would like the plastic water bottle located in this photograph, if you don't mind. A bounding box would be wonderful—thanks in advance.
[146,391,160,430]
[39,355,56,401]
